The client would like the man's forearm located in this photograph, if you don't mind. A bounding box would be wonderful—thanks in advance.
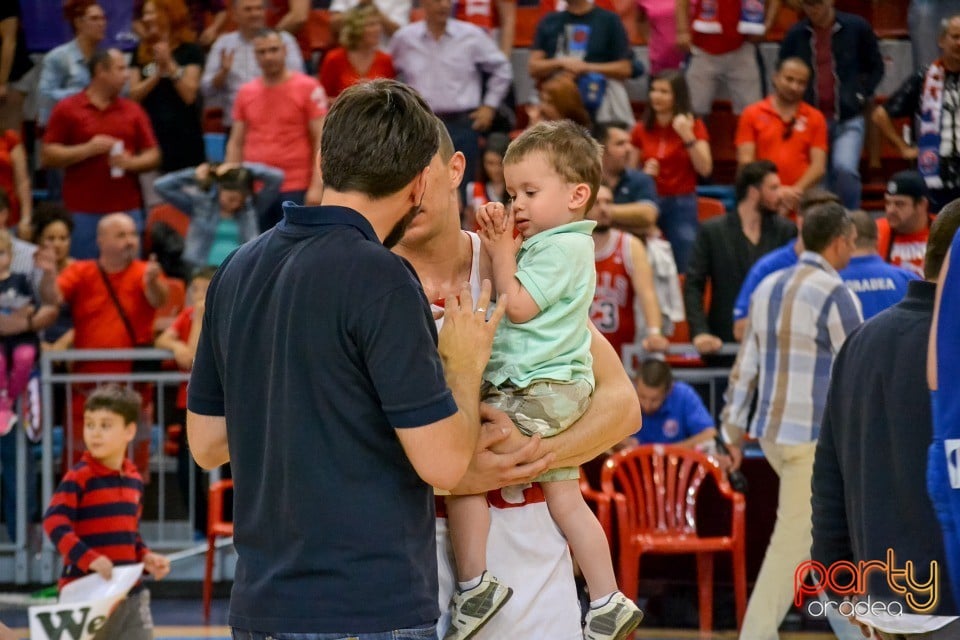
[127,148,161,174]
[610,202,657,229]
[41,142,94,169]
[541,328,640,468]
[586,59,632,81]
[145,278,169,308]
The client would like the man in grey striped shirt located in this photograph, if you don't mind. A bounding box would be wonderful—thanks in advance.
[720,202,863,640]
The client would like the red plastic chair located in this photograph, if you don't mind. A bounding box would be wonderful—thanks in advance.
[600,445,747,633]
[203,479,234,623]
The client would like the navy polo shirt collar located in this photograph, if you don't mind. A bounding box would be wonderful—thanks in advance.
[281,202,380,242]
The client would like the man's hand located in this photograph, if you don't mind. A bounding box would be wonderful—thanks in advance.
[693,333,723,354]
[469,105,495,132]
[561,57,588,76]
[87,134,119,157]
[722,441,744,471]
[89,556,114,580]
[220,48,235,74]
[780,185,802,212]
[200,24,219,47]
[171,343,194,371]
[450,403,553,494]
[437,279,507,380]
[901,146,919,161]
[642,332,670,352]
[143,552,171,580]
[143,253,162,287]
[675,29,691,52]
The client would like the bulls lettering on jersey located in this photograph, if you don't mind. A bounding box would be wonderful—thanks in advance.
[591,230,636,358]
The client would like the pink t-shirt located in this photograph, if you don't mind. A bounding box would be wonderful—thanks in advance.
[233,72,329,192]
[637,0,683,75]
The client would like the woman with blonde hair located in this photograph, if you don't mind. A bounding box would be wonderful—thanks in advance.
[319,4,395,99]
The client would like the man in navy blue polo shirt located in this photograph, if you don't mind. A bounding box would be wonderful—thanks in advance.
[186,79,506,639]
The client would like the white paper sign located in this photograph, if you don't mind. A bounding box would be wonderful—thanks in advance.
[29,563,144,640]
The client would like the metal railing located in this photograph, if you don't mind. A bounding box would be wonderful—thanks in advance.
[0,349,196,584]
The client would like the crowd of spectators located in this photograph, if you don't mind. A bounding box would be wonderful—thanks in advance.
[2,1,960,633]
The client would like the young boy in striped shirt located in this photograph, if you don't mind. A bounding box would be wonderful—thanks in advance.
[44,385,170,639]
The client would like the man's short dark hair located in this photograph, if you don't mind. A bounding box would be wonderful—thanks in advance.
[802,202,854,254]
[591,121,630,146]
[798,188,841,217]
[252,26,281,41]
[638,358,673,390]
[735,160,778,204]
[85,384,142,425]
[0,187,10,212]
[436,117,455,164]
[849,210,878,250]
[87,48,114,78]
[777,56,811,74]
[926,199,960,280]
[320,79,438,199]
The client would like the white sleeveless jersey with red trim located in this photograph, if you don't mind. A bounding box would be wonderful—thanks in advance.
[434,232,582,640]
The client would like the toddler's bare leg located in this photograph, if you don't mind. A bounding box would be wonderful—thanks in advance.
[445,493,491,582]
[542,479,618,599]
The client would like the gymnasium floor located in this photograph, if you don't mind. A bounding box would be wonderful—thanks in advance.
[0,595,840,639]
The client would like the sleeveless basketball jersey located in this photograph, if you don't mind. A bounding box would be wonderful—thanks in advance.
[591,230,636,359]
[434,231,582,640]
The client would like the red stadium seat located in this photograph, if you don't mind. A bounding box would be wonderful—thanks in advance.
[697,197,726,223]
[601,445,747,633]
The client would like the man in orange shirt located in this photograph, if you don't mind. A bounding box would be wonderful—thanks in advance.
[735,57,828,213]
[55,212,169,469]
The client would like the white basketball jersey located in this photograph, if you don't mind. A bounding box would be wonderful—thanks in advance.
[434,232,582,640]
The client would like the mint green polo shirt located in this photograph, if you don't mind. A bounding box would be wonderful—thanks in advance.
[485,220,597,389]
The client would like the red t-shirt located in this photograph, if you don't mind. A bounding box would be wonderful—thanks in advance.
[691,0,744,55]
[57,260,161,374]
[0,130,22,224]
[319,48,396,99]
[734,97,828,187]
[170,306,193,409]
[233,73,329,192]
[630,118,709,197]
[43,92,158,213]
[877,217,930,279]
[454,0,507,31]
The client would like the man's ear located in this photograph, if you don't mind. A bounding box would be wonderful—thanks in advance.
[412,165,431,204]
[449,152,466,190]
[569,183,592,210]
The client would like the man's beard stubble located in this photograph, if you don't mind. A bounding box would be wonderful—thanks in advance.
[383,204,422,249]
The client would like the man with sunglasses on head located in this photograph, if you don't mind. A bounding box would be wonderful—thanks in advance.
[779,0,883,211]
[736,57,828,214]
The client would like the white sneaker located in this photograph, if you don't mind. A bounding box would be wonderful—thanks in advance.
[583,591,644,640]
[443,571,513,640]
